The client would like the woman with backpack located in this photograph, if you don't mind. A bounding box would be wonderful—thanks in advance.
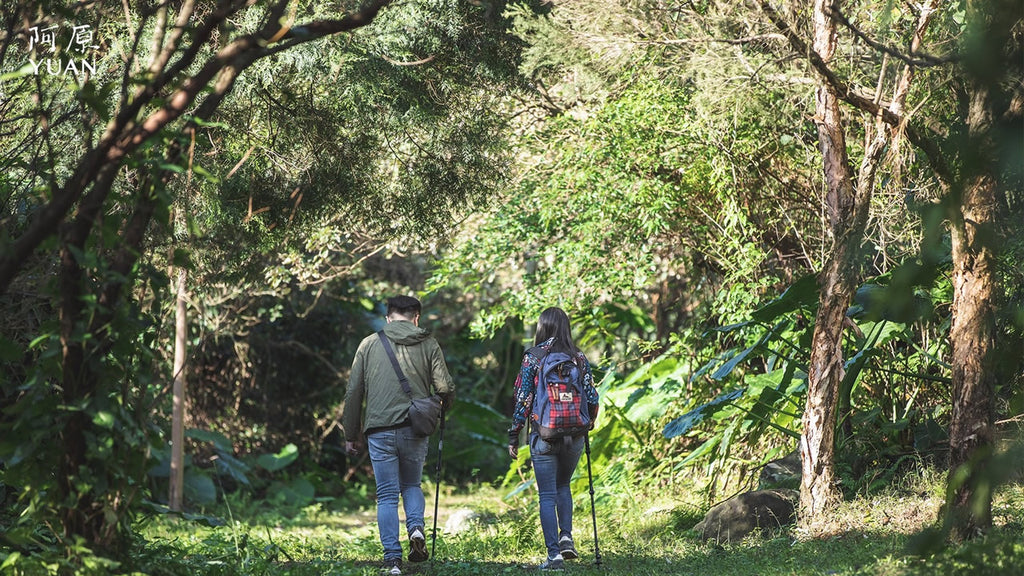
[508,307,600,571]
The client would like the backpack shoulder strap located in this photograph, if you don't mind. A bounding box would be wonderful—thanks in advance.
[526,345,549,363]
[377,330,413,398]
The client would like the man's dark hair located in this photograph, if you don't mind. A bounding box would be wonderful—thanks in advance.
[387,295,422,318]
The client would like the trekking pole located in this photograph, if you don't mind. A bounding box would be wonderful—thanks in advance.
[584,434,602,565]
[431,405,447,561]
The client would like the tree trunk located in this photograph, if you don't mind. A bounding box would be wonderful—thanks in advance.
[762,0,1012,538]
[795,0,933,525]
[942,0,1021,541]
[799,0,854,521]
[58,231,106,546]
[946,82,999,542]
[801,261,848,518]
[170,266,188,511]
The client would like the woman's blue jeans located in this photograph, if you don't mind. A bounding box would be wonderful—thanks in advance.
[367,427,429,560]
[530,433,585,558]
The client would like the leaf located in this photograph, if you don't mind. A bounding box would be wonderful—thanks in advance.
[914,418,947,453]
[184,470,217,505]
[257,443,299,472]
[180,511,226,527]
[92,410,115,429]
[190,164,220,184]
[214,451,251,486]
[450,398,506,445]
[187,429,234,453]
[171,248,193,269]
[705,321,751,335]
[505,478,535,499]
[272,473,315,504]
[750,275,818,322]
[710,345,755,380]
[1,552,22,570]
[680,435,721,466]
[690,349,735,382]
[0,63,34,81]
[663,388,744,439]
[76,80,115,121]
[140,500,225,526]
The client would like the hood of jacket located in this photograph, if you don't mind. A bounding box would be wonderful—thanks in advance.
[382,319,431,346]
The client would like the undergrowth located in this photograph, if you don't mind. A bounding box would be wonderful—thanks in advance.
[3,469,1024,575]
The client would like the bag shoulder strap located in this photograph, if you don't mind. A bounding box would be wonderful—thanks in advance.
[529,346,582,370]
[527,345,549,363]
[377,330,413,399]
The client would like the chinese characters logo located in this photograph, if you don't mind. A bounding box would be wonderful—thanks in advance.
[24,21,101,78]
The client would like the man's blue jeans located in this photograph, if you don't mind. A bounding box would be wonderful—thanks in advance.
[367,426,430,560]
[530,433,585,558]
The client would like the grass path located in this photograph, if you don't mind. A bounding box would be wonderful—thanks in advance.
[138,480,1024,576]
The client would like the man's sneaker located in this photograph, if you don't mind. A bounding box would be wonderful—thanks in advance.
[539,554,564,571]
[558,534,578,560]
[383,558,402,575]
[408,527,428,563]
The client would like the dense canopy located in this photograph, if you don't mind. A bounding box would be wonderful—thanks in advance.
[0,0,1021,574]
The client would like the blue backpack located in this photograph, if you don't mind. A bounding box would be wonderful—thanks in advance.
[528,346,592,440]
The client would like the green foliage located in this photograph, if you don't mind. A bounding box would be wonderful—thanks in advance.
[639,260,955,497]
[2,0,1022,566]
[4,474,997,575]
[0,281,168,559]
[432,76,708,338]
[0,0,529,560]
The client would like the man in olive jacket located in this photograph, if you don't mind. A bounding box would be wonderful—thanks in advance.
[343,296,454,575]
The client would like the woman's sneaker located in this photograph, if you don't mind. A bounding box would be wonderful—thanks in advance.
[539,554,564,571]
[558,535,578,560]
[408,527,428,562]
[383,558,402,575]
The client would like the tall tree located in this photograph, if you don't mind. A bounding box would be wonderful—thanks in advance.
[2,0,527,554]
[944,0,1021,540]
[762,0,1022,533]
[755,0,941,520]
[1,0,395,550]
[796,0,856,517]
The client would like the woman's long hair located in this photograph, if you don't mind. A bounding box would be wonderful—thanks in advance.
[534,307,579,355]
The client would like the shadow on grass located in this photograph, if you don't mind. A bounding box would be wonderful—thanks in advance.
[237,524,1024,576]
[283,558,658,576]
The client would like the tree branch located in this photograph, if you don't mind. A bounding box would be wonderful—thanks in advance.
[0,0,395,295]
[756,0,955,190]
[829,3,955,68]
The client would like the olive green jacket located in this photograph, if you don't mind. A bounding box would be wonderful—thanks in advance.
[342,320,454,441]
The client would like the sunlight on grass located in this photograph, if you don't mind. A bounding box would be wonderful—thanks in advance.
[134,471,1024,576]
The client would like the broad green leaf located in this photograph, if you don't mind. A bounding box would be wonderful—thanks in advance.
[0,63,34,81]
[710,346,755,381]
[271,477,315,506]
[257,443,299,472]
[214,451,251,486]
[680,435,721,466]
[750,275,818,322]
[1,551,22,570]
[663,388,744,439]
[184,470,217,505]
[187,429,234,453]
